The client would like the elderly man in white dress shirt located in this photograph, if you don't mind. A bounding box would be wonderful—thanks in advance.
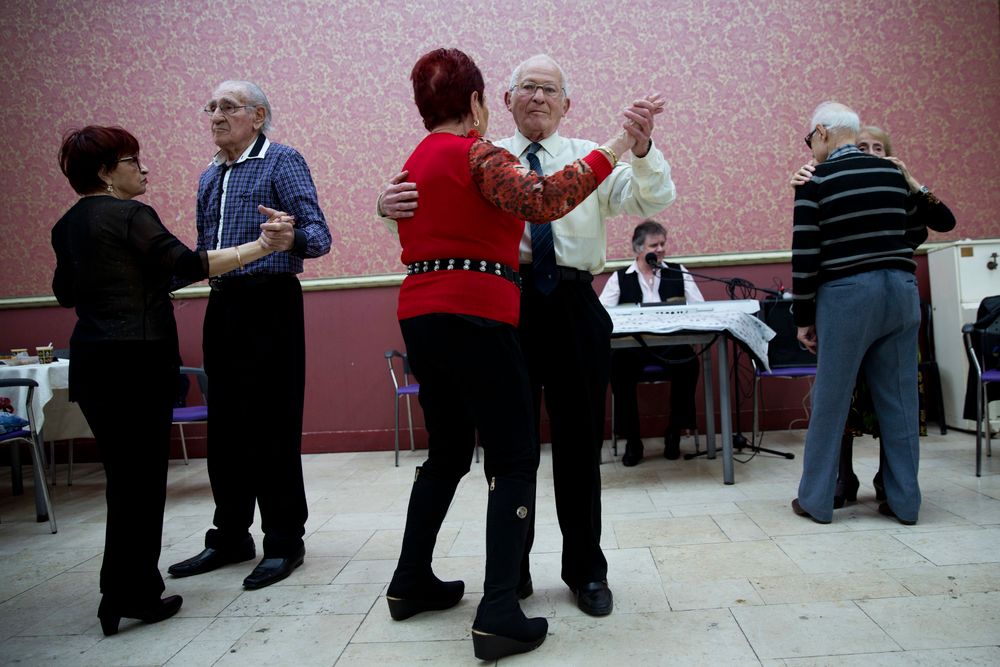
[379,54,676,617]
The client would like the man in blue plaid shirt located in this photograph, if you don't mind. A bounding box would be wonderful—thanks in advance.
[168,80,331,590]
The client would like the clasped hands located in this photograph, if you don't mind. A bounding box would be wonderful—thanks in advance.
[622,93,664,158]
[257,205,295,252]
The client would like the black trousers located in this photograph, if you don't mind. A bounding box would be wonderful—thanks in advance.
[203,274,307,558]
[519,278,612,587]
[74,339,177,606]
[400,314,539,484]
[610,345,699,440]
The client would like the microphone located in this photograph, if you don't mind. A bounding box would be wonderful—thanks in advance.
[644,252,659,269]
[658,264,793,301]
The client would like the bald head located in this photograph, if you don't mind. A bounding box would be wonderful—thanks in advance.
[509,54,570,98]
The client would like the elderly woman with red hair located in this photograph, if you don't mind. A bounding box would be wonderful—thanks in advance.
[52,126,288,635]
[383,48,654,660]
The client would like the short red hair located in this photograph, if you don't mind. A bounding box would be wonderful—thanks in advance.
[59,126,140,195]
[411,48,485,131]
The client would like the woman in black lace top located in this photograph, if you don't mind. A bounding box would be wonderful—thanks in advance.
[51,126,287,636]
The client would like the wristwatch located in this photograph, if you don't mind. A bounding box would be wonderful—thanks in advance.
[917,185,940,204]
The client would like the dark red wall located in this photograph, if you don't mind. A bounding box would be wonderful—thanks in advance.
[0,257,933,461]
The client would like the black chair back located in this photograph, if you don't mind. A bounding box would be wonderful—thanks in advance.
[758,300,815,368]
[973,296,1000,372]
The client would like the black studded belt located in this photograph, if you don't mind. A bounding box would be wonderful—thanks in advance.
[406,258,521,289]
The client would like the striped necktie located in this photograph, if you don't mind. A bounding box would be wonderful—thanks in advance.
[526,142,558,294]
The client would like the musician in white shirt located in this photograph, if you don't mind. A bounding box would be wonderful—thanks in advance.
[599,220,703,465]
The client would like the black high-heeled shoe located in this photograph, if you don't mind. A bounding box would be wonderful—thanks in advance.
[873,470,886,501]
[98,595,183,636]
[833,474,860,509]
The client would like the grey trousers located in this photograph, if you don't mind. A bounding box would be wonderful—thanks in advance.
[797,269,921,522]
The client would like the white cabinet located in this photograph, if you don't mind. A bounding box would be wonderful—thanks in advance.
[928,239,1000,430]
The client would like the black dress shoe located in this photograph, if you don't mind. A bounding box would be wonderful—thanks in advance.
[168,540,256,578]
[98,595,183,636]
[663,429,681,460]
[573,580,613,616]
[791,498,831,524]
[621,439,643,467]
[878,502,917,526]
[243,547,305,589]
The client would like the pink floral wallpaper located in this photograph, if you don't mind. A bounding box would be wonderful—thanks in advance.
[0,0,996,299]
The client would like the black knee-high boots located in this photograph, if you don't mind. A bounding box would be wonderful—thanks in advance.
[386,466,465,620]
[472,475,548,661]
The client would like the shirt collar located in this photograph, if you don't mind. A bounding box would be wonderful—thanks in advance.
[626,258,669,274]
[827,143,862,161]
[511,129,565,159]
[210,132,269,167]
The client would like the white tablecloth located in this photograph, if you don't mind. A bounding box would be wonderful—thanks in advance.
[608,308,775,371]
[0,360,92,439]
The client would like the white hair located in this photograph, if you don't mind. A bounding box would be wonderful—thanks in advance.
[508,54,570,98]
[217,80,273,133]
[809,101,860,133]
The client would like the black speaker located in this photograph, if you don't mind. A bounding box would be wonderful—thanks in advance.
[758,300,816,368]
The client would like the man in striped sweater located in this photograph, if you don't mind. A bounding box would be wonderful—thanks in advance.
[789,101,953,526]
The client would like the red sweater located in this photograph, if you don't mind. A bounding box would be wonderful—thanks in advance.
[397,132,612,326]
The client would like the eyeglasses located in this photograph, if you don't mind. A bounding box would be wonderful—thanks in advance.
[118,156,142,169]
[202,101,253,116]
[513,81,563,98]
[804,127,819,149]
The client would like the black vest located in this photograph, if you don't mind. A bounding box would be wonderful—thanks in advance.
[616,262,684,304]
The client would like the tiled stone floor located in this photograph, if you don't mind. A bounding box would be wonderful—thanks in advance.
[1,429,998,665]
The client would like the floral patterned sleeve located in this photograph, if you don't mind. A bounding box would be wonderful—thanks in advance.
[469,138,605,223]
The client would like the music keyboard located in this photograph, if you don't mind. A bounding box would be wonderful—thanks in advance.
[606,299,760,318]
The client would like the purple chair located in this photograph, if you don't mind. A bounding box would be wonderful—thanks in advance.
[752,300,818,440]
[0,378,57,532]
[385,350,418,467]
[963,300,1000,477]
[751,364,819,441]
[172,367,208,465]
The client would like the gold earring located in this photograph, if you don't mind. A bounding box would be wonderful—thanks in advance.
[474,118,480,127]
